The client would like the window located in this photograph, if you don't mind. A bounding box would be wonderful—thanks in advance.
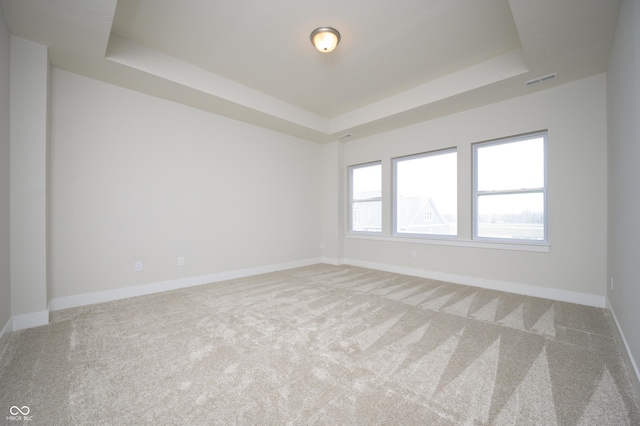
[393,149,457,237]
[354,208,361,225]
[349,162,382,233]
[473,132,547,242]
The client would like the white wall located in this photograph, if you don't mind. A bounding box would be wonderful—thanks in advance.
[9,36,49,329]
[337,74,607,303]
[321,140,344,263]
[0,6,11,336]
[49,69,323,299]
[607,0,640,393]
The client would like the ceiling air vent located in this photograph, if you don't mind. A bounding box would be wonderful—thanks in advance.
[526,73,557,87]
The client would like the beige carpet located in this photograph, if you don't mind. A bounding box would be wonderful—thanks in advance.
[1,264,639,425]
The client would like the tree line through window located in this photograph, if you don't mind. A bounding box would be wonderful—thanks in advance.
[348,131,547,243]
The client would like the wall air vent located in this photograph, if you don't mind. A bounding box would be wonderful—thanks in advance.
[526,73,557,87]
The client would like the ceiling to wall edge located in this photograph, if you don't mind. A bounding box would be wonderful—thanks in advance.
[102,34,532,144]
[5,0,616,144]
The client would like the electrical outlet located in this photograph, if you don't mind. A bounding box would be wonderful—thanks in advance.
[410,250,416,258]
[178,257,185,266]
[134,261,143,272]
[610,277,614,292]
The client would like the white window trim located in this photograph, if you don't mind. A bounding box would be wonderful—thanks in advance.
[472,131,548,243]
[346,233,550,253]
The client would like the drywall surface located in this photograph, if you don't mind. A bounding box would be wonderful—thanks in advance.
[607,0,640,392]
[321,140,344,263]
[0,6,11,330]
[341,74,607,299]
[49,69,323,299]
[9,36,48,319]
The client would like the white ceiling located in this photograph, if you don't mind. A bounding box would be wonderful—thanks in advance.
[0,0,621,143]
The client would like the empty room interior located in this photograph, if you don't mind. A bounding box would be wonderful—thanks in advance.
[1,0,640,424]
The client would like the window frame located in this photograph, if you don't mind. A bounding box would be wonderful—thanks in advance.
[392,147,458,239]
[472,131,548,243]
[348,161,382,234]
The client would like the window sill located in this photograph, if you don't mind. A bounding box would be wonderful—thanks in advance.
[345,233,550,253]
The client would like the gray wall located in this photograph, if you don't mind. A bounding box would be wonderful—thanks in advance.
[607,0,640,392]
[0,4,11,333]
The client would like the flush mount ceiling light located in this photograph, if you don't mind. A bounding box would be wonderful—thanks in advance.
[310,27,341,53]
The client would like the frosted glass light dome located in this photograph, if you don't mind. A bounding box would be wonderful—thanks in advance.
[310,27,341,53]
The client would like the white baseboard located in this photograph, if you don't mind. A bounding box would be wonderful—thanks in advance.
[343,258,606,308]
[321,257,343,266]
[12,310,49,331]
[607,298,640,399]
[49,257,324,312]
[0,317,13,354]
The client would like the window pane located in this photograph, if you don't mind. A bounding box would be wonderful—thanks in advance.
[477,137,544,191]
[352,164,381,200]
[395,150,457,236]
[350,163,381,233]
[477,192,544,240]
[352,200,382,232]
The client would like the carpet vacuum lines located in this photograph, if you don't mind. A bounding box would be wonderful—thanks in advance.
[0,264,638,424]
